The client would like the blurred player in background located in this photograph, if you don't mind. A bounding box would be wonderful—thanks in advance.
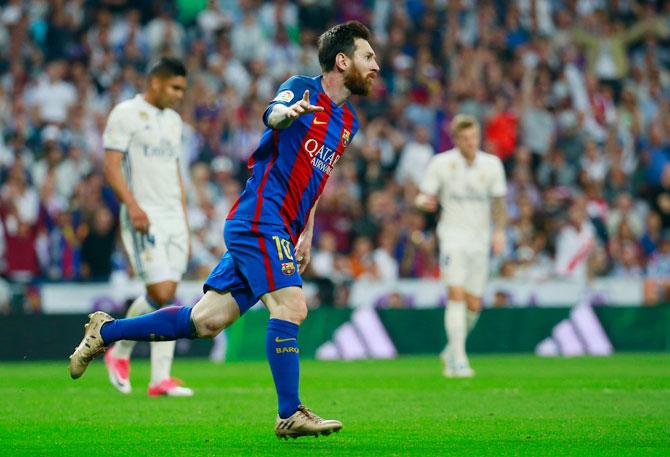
[416,114,507,377]
[102,57,193,397]
[70,21,379,438]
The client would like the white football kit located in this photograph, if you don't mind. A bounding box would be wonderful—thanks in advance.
[421,149,507,296]
[103,95,188,284]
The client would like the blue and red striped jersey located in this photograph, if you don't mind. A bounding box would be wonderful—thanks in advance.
[227,75,360,243]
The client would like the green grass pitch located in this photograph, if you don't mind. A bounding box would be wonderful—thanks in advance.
[0,354,668,456]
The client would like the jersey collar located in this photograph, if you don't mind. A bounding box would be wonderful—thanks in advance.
[455,148,482,167]
[136,94,161,113]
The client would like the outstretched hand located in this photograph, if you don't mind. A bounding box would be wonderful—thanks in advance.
[285,90,324,121]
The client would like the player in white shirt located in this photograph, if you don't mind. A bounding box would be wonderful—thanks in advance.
[102,58,193,396]
[416,114,508,377]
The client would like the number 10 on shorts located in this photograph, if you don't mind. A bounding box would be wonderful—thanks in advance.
[272,236,294,261]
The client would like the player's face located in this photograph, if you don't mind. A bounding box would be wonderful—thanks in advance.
[455,126,480,155]
[344,38,379,96]
[155,75,187,109]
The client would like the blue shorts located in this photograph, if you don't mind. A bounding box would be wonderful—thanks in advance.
[204,220,302,315]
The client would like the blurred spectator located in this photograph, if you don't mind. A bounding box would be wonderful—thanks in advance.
[536,148,577,188]
[0,162,42,281]
[80,207,116,281]
[349,236,378,279]
[372,229,399,281]
[24,60,77,126]
[606,193,644,239]
[395,125,433,187]
[641,211,663,259]
[145,6,185,57]
[555,197,597,281]
[647,233,670,278]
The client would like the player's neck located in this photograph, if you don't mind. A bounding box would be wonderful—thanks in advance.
[142,92,162,110]
[459,149,476,165]
[321,73,350,106]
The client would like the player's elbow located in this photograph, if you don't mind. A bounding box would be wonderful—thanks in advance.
[102,153,120,182]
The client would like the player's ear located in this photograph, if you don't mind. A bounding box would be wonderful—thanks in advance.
[147,75,161,93]
[335,52,349,73]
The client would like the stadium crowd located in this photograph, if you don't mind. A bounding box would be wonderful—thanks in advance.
[1,0,670,309]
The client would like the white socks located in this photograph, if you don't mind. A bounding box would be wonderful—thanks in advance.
[150,340,176,385]
[445,300,467,365]
[113,295,155,359]
[113,294,176,384]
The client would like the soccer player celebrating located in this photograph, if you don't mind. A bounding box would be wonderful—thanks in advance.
[416,115,508,378]
[102,57,193,397]
[69,21,379,438]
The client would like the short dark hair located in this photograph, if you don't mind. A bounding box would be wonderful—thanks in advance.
[147,57,187,79]
[317,21,371,72]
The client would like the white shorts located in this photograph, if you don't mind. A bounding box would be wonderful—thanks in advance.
[440,245,489,297]
[120,210,188,285]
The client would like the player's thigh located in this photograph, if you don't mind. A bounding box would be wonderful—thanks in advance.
[440,246,467,288]
[163,218,189,279]
[204,251,258,316]
[120,215,179,285]
[260,286,307,324]
[191,290,241,337]
[464,251,489,300]
[224,220,303,304]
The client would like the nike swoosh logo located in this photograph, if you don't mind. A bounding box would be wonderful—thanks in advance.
[275,337,297,343]
[313,118,328,125]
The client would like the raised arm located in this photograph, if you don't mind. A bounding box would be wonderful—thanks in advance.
[267,90,324,130]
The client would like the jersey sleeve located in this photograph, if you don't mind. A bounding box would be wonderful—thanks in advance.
[419,155,441,196]
[103,105,133,153]
[263,76,309,128]
[489,158,507,198]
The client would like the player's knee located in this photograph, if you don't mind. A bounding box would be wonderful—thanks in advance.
[288,304,308,324]
[466,296,481,312]
[149,289,176,307]
[278,298,308,324]
[193,313,228,338]
[287,299,307,325]
[191,300,237,338]
[448,286,466,302]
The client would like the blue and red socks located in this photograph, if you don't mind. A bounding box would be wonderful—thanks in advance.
[266,318,301,419]
[100,306,195,345]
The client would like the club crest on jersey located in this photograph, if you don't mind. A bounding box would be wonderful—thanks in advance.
[281,262,296,276]
[342,129,351,147]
